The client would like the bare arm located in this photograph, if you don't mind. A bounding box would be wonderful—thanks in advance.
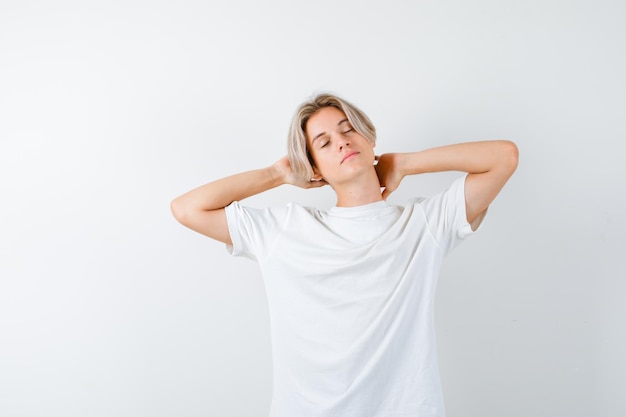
[376,140,519,225]
[170,156,326,244]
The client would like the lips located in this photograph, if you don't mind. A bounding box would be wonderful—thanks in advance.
[341,151,359,163]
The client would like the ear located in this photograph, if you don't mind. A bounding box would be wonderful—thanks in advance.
[311,166,324,181]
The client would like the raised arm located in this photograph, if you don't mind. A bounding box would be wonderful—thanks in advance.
[170,156,326,244]
[376,140,519,226]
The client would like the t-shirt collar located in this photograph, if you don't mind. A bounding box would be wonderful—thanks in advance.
[327,200,389,218]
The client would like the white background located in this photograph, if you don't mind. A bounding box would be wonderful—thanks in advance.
[1,0,624,416]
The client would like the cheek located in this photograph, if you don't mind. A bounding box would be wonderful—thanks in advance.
[310,152,334,177]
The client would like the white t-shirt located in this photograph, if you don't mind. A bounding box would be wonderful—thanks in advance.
[224,175,481,417]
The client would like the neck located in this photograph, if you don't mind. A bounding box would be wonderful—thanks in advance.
[333,168,383,207]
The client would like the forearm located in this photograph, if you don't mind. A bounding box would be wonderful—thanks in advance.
[171,165,283,215]
[398,140,518,176]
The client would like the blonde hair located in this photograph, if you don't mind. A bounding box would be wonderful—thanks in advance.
[287,93,376,181]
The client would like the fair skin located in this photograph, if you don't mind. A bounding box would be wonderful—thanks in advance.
[305,106,381,207]
[171,106,519,244]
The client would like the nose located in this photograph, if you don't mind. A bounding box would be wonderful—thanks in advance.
[337,135,350,151]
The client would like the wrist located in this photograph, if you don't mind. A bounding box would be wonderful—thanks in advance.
[267,163,286,186]
[396,153,411,176]
[398,151,425,176]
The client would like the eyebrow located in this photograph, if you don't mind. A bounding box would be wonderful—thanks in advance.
[311,118,349,143]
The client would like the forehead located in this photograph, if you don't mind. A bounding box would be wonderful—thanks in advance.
[305,106,347,138]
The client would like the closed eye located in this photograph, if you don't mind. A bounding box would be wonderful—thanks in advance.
[342,128,354,134]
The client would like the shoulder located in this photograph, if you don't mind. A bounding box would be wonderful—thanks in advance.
[405,196,427,206]
[225,200,323,222]
[413,176,467,207]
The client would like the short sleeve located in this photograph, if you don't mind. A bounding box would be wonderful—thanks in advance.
[420,174,486,256]
[224,201,288,262]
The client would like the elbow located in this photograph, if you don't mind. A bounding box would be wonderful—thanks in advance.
[500,140,519,174]
[170,197,189,225]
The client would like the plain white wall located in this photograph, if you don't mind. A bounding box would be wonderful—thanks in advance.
[1,0,624,416]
